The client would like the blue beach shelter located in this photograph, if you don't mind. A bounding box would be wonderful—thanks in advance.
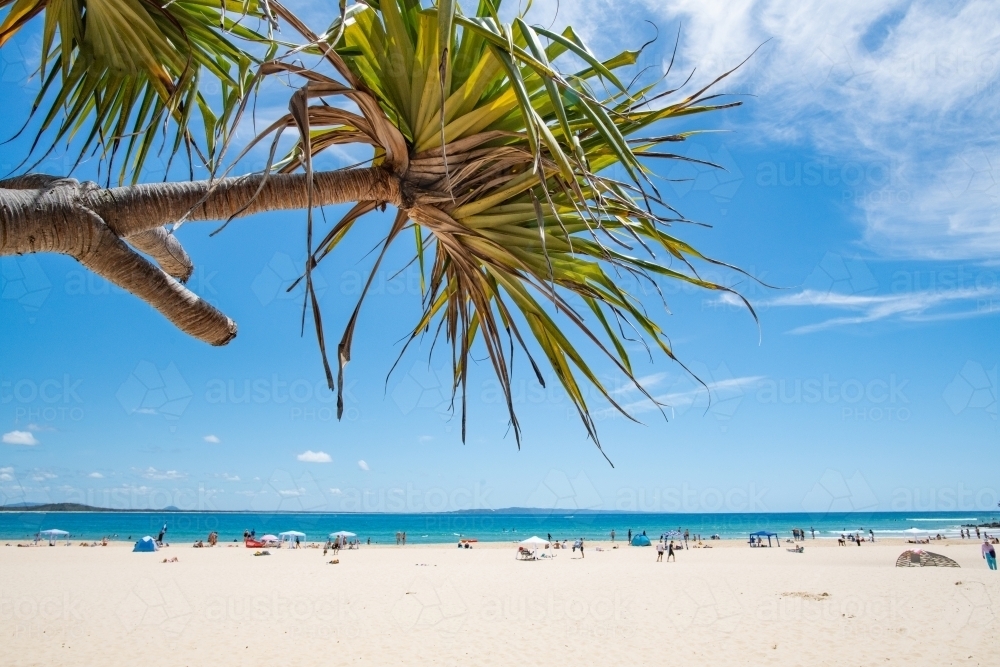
[133,536,159,552]
[749,531,778,547]
[631,534,652,546]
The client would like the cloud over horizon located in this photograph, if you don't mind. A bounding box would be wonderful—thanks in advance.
[296,450,332,463]
[3,430,39,446]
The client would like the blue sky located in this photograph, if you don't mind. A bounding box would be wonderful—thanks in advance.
[1,0,997,514]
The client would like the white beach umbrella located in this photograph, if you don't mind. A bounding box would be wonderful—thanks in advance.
[260,534,279,541]
[519,536,549,548]
[278,531,306,537]
[330,531,356,538]
[40,529,69,536]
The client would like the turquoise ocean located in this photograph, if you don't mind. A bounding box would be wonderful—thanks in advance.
[1,511,997,544]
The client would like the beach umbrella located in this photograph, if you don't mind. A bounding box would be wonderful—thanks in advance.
[330,531,356,538]
[519,536,550,548]
[40,529,69,536]
[260,535,279,542]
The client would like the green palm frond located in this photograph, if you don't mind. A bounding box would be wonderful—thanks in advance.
[0,0,271,182]
[259,1,756,461]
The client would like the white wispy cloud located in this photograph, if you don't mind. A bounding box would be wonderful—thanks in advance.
[0,466,14,481]
[357,460,370,471]
[637,0,1000,261]
[88,472,104,479]
[599,374,766,419]
[26,423,55,432]
[329,488,343,495]
[31,471,57,482]
[203,435,221,444]
[767,287,999,333]
[3,430,38,446]
[140,467,185,480]
[609,372,670,397]
[296,450,332,463]
[222,473,240,482]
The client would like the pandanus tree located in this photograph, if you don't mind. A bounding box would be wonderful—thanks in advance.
[0,0,754,461]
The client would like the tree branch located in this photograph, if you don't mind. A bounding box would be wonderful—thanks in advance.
[126,227,194,282]
[90,167,403,237]
[1,180,236,345]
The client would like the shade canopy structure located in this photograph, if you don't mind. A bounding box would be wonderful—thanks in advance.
[133,536,158,552]
[331,531,357,538]
[662,530,683,539]
[631,535,652,547]
[519,536,550,548]
[279,531,306,544]
[40,529,69,536]
[260,535,279,542]
[749,531,779,547]
[895,550,960,568]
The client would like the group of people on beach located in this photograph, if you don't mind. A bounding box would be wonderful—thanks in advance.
[838,530,876,546]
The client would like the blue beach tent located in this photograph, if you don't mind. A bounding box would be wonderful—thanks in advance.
[631,534,652,546]
[133,536,159,552]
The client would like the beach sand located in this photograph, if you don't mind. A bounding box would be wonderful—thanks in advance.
[1,538,996,665]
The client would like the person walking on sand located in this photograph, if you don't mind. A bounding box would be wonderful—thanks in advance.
[628,529,632,544]
[611,529,615,543]
[667,540,676,562]
[984,539,997,570]
[656,541,664,562]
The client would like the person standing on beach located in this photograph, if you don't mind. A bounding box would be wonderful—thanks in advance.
[656,542,664,561]
[611,529,615,543]
[667,540,676,562]
[810,527,815,539]
[628,529,632,544]
[869,529,875,542]
[984,540,997,570]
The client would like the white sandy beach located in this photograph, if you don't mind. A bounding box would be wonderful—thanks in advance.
[1,538,997,666]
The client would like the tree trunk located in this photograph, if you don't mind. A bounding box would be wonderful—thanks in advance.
[0,167,402,345]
